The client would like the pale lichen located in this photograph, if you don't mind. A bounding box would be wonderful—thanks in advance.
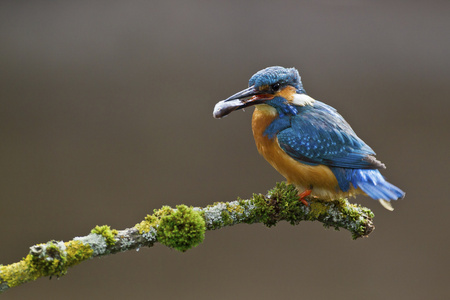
[90,225,118,246]
[203,202,229,229]
[74,234,108,257]
[141,227,158,243]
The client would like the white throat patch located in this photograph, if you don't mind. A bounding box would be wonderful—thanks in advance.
[291,93,315,106]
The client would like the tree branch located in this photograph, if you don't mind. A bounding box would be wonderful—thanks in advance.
[0,182,374,293]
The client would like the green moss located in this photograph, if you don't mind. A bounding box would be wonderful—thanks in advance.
[220,210,233,226]
[65,241,93,266]
[135,206,175,233]
[157,205,206,252]
[91,225,117,246]
[135,214,159,234]
[0,260,30,288]
[154,206,175,219]
[243,182,374,239]
[136,205,206,250]
[248,192,277,226]
[335,200,375,239]
[0,240,94,289]
[249,182,307,227]
[17,241,69,282]
[309,201,329,219]
[29,241,68,278]
[226,203,244,215]
[276,184,308,225]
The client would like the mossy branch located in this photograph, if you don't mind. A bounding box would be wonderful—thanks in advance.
[0,182,374,293]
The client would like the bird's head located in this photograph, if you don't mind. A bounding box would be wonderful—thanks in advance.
[213,66,314,118]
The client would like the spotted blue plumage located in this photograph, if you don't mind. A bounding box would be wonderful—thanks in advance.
[274,101,377,169]
[264,100,404,201]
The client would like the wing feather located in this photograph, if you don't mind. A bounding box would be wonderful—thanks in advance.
[277,101,385,169]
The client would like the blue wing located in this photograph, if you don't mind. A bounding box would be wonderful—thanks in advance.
[276,101,384,169]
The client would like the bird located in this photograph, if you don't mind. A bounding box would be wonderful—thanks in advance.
[213,66,405,210]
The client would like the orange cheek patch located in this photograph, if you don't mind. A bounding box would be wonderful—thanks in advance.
[275,86,296,101]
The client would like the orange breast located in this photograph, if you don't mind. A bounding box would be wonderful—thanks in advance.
[251,105,357,200]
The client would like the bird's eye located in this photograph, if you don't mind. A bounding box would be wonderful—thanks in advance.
[271,83,281,92]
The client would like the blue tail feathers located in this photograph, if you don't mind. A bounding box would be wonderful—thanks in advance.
[331,168,405,201]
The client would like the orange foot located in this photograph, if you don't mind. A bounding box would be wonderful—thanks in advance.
[298,189,312,206]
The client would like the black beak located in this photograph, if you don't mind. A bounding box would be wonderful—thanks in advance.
[213,86,274,119]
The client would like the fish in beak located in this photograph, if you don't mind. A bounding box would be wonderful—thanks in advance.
[213,86,274,119]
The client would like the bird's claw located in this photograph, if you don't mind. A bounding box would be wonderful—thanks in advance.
[298,189,312,206]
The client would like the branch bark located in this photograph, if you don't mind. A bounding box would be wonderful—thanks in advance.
[0,182,374,293]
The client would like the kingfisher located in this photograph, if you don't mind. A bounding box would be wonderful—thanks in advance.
[213,66,405,210]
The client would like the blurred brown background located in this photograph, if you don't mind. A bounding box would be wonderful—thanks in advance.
[1,1,449,299]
